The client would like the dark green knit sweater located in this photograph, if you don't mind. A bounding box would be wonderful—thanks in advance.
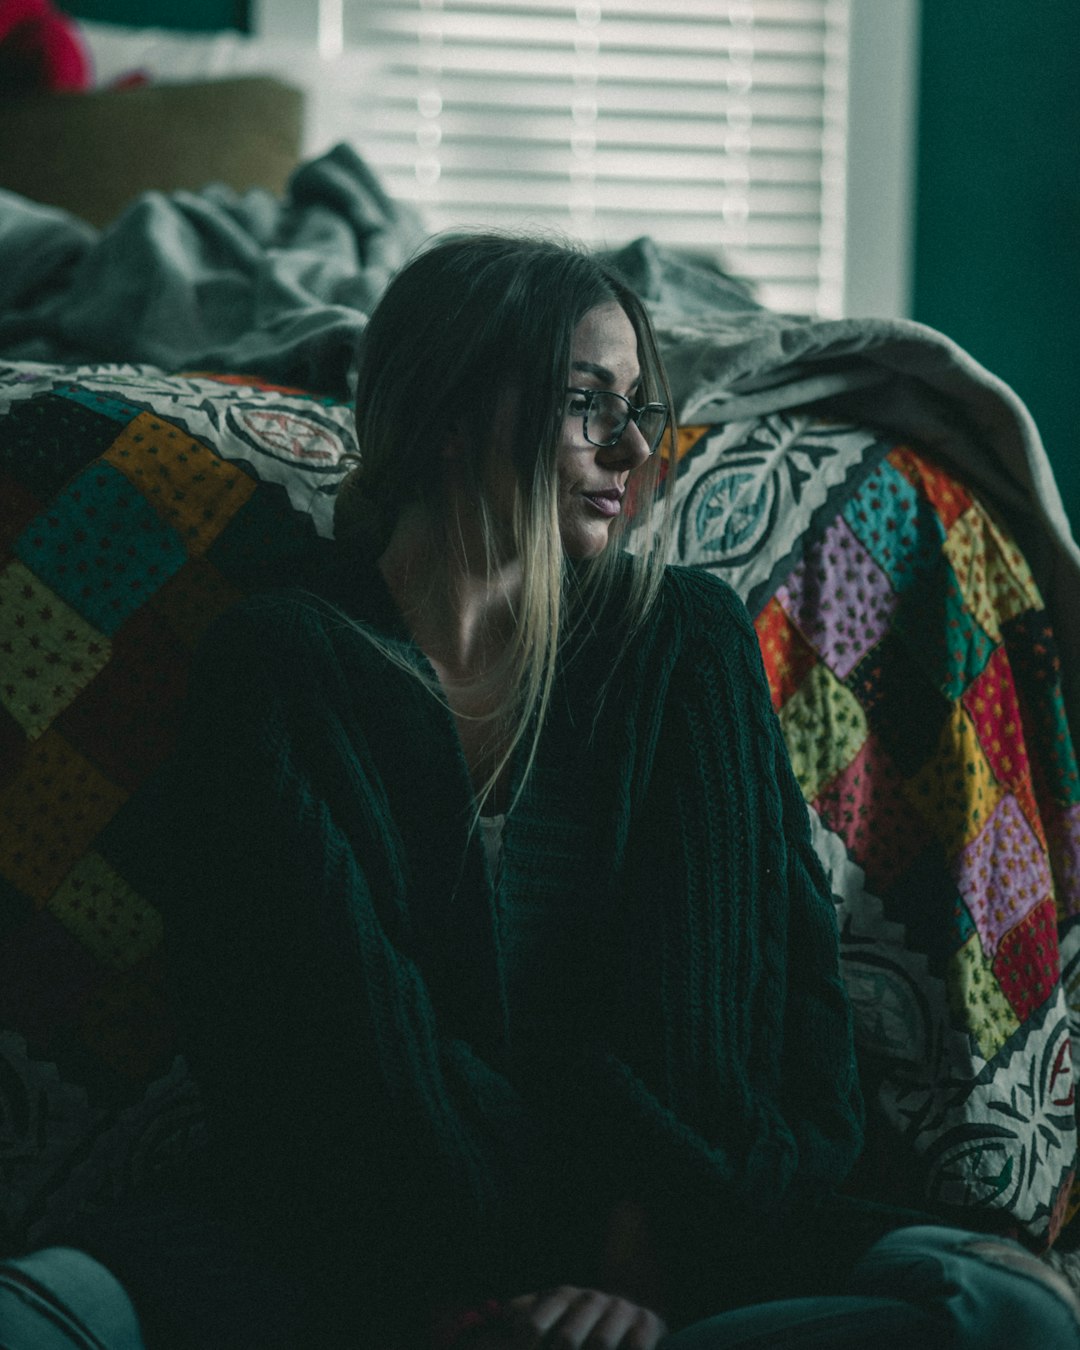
[159,548,890,1338]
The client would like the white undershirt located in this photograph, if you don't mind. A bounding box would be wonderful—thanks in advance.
[478,812,506,882]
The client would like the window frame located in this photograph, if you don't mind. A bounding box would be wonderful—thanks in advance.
[252,0,919,318]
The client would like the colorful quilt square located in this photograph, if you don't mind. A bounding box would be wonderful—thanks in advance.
[776,514,897,679]
[754,595,817,711]
[846,632,952,778]
[945,502,1044,643]
[103,411,257,556]
[884,842,974,977]
[887,444,972,530]
[905,704,1006,858]
[842,458,945,595]
[962,645,1032,795]
[0,728,128,904]
[948,930,1021,1060]
[992,898,1060,1022]
[56,384,145,424]
[0,393,124,499]
[47,852,162,972]
[1002,609,1080,810]
[0,473,41,550]
[0,561,112,740]
[13,462,187,636]
[144,557,243,650]
[953,792,1052,959]
[56,604,191,793]
[982,506,1044,621]
[1013,775,1049,856]
[1047,802,1080,920]
[206,478,327,590]
[813,731,930,891]
[78,955,173,1082]
[893,557,996,702]
[675,424,709,463]
[778,660,869,803]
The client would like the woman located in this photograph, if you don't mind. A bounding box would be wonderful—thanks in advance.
[4,233,1077,1349]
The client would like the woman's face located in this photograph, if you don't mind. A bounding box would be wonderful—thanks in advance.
[555,302,655,560]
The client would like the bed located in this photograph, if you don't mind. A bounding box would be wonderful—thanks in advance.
[2,33,1080,1280]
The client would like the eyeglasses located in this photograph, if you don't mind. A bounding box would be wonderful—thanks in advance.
[565,387,669,455]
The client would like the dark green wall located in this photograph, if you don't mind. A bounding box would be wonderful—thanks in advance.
[913,1,1080,534]
[63,0,248,32]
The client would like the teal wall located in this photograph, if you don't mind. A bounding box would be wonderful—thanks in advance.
[63,0,248,32]
[912,1,1080,535]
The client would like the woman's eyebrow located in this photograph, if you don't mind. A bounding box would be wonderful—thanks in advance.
[571,360,641,388]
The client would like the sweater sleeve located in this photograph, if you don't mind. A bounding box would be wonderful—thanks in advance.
[154,595,538,1307]
[527,570,867,1313]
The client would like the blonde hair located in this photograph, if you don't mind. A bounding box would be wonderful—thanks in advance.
[335,231,675,817]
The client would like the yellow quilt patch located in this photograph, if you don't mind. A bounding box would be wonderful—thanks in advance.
[48,851,163,971]
[904,704,1005,857]
[948,930,1021,1061]
[104,411,256,556]
[0,561,112,740]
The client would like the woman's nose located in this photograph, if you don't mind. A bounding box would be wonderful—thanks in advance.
[599,418,653,470]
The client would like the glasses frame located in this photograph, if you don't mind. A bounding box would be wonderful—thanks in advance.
[565,387,669,456]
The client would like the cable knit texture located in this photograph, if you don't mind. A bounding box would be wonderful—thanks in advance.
[155,546,901,1339]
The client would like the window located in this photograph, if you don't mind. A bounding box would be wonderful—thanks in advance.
[253,0,918,318]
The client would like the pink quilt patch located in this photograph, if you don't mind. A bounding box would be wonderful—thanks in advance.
[954,793,1054,957]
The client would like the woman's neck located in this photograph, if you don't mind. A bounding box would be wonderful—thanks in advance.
[376,504,522,685]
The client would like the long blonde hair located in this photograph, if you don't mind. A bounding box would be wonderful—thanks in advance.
[335,231,676,816]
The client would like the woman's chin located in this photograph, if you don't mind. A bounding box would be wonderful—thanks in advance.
[561,528,613,561]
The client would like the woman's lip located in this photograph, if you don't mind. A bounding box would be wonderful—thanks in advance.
[582,491,623,518]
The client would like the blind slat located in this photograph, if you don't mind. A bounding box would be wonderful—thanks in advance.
[343,79,829,120]
[362,0,828,19]
[361,14,829,56]
[323,0,850,315]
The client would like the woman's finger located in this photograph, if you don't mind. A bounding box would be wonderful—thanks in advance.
[544,1289,626,1347]
[501,1287,667,1350]
[504,1287,585,1345]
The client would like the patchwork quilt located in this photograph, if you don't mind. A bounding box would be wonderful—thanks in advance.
[665,418,1080,1239]
[0,362,1078,1258]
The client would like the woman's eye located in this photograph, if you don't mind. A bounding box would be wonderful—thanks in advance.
[567,394,589,413]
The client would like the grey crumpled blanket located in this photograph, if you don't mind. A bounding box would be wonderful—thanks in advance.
[0,144,426,397]
[1,142,1076,729]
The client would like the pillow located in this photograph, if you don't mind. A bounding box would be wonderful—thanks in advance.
[0,76,303,226]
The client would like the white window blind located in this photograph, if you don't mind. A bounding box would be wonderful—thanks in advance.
[255,0,918,319]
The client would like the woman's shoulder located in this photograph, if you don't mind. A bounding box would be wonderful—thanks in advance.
[652,563,758,654]
[584,559,760,705]
[191,552,410,680]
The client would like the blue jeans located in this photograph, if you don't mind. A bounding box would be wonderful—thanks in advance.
[666,1226,1080,1349]
[1,1226,1077,1349]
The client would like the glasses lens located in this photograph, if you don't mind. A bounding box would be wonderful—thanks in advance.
[638,405,668,452]
[587,391,630,445]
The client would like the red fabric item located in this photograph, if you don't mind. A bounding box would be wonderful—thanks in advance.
[0,0,91,93]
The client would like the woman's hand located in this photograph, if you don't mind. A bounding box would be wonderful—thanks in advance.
[468,1286,668,1349]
